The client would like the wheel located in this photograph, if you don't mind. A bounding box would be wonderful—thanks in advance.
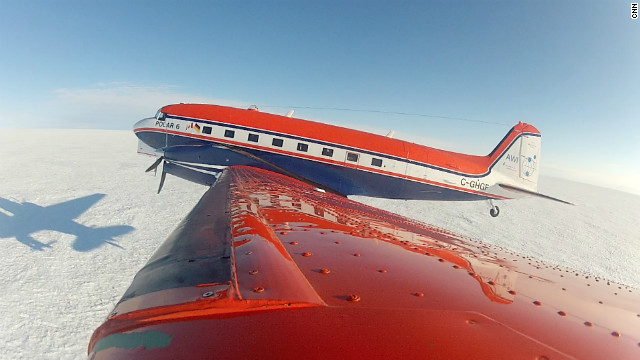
[490,206,500,217]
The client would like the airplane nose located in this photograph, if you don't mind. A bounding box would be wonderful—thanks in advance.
[133,117,166,152]
[133,117,156,131]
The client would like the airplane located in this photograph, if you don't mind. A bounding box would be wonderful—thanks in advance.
[87,106,637,358]
[132,104,571,217]
[0,194,132,251]
[88,165,640,359]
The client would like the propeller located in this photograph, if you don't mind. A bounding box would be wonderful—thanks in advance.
[145,156,167,194]
[145,156,164,173]
[157,169,167,194]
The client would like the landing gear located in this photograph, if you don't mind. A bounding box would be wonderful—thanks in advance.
[490,206,500,217]
[489,199,500,217]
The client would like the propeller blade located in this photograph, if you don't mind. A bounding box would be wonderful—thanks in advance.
[157,164,167,194]
[145,156,164,173]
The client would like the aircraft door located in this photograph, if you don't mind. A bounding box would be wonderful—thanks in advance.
[156,110,169,149]
[406,163,426,179]
[395,143,409,177]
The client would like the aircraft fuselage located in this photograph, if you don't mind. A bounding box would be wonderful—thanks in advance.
[134,104,542,201]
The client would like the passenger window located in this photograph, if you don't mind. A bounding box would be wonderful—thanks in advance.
[202,126,212,135]
[248,133,259,142]
[224,129,235,138]
[371,158,383,167]
[272,138,284,147]
[297,143,309,152]
[322,148,334,157]
[346,152,359,162]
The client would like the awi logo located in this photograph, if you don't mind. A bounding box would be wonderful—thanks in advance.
[505,154,519,163]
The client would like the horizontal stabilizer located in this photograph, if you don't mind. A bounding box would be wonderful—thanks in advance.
[498,184,574,205]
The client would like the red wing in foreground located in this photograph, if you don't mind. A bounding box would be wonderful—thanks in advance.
[89,166,639,359]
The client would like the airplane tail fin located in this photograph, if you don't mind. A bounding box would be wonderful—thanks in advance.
[487,123,572,205]
[488,122,542,193]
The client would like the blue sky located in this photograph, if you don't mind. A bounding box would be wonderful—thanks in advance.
[1,1,638,194]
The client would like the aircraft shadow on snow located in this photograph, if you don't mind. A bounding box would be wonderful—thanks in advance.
[0,194,133,252]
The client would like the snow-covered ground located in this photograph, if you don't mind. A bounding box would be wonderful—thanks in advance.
[1,129,638,359]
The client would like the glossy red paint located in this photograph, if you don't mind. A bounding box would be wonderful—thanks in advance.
[89,166,640,359]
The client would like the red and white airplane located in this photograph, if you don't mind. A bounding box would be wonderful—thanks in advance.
[132,104,569,216]
[87,104,639,359]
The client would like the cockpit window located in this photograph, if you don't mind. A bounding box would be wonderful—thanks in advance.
[155,110,166,121]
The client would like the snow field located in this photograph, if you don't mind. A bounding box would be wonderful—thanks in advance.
[0,129,638,359]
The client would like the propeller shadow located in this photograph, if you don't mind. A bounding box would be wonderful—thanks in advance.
[0,194,134,252]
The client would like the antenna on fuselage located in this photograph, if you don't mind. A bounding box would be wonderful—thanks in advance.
[385,130,395,138]
[285,110,294,117]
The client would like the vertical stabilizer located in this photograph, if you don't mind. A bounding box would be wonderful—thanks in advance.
[489,123,541,192]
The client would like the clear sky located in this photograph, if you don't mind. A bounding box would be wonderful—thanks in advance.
[1,1,639,194]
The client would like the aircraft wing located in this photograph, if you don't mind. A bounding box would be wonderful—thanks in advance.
[89,166,640,359]
[0,197,22,214]
[45,193,106,220]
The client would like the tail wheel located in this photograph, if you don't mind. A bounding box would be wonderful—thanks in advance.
[490,206,500,217]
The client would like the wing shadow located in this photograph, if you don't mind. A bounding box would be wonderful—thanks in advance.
[0,194,134,252]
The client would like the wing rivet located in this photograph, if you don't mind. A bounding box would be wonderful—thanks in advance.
[438,258,445,262]
[611,331,620,337]
[249,270,259,275]
[320,268,331,274]
[584,321,593,327]
[334,241,341,244]
[280,231,288,235]
[508,290,517,295]
[533,301,542,306]
[378,269,387,273]
[302,252,312,257]
[487,281,496,285]
[253,287,265,293]
[289,241,299,245]
[320,232,326,235]
[347,295,361,302]
[202,292,215,298]
[353,253,361,257]
[413,292,424,297]
[452,265,460,269]
[557,311,567,316]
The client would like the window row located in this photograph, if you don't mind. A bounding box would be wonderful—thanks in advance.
[217,128,383,167]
